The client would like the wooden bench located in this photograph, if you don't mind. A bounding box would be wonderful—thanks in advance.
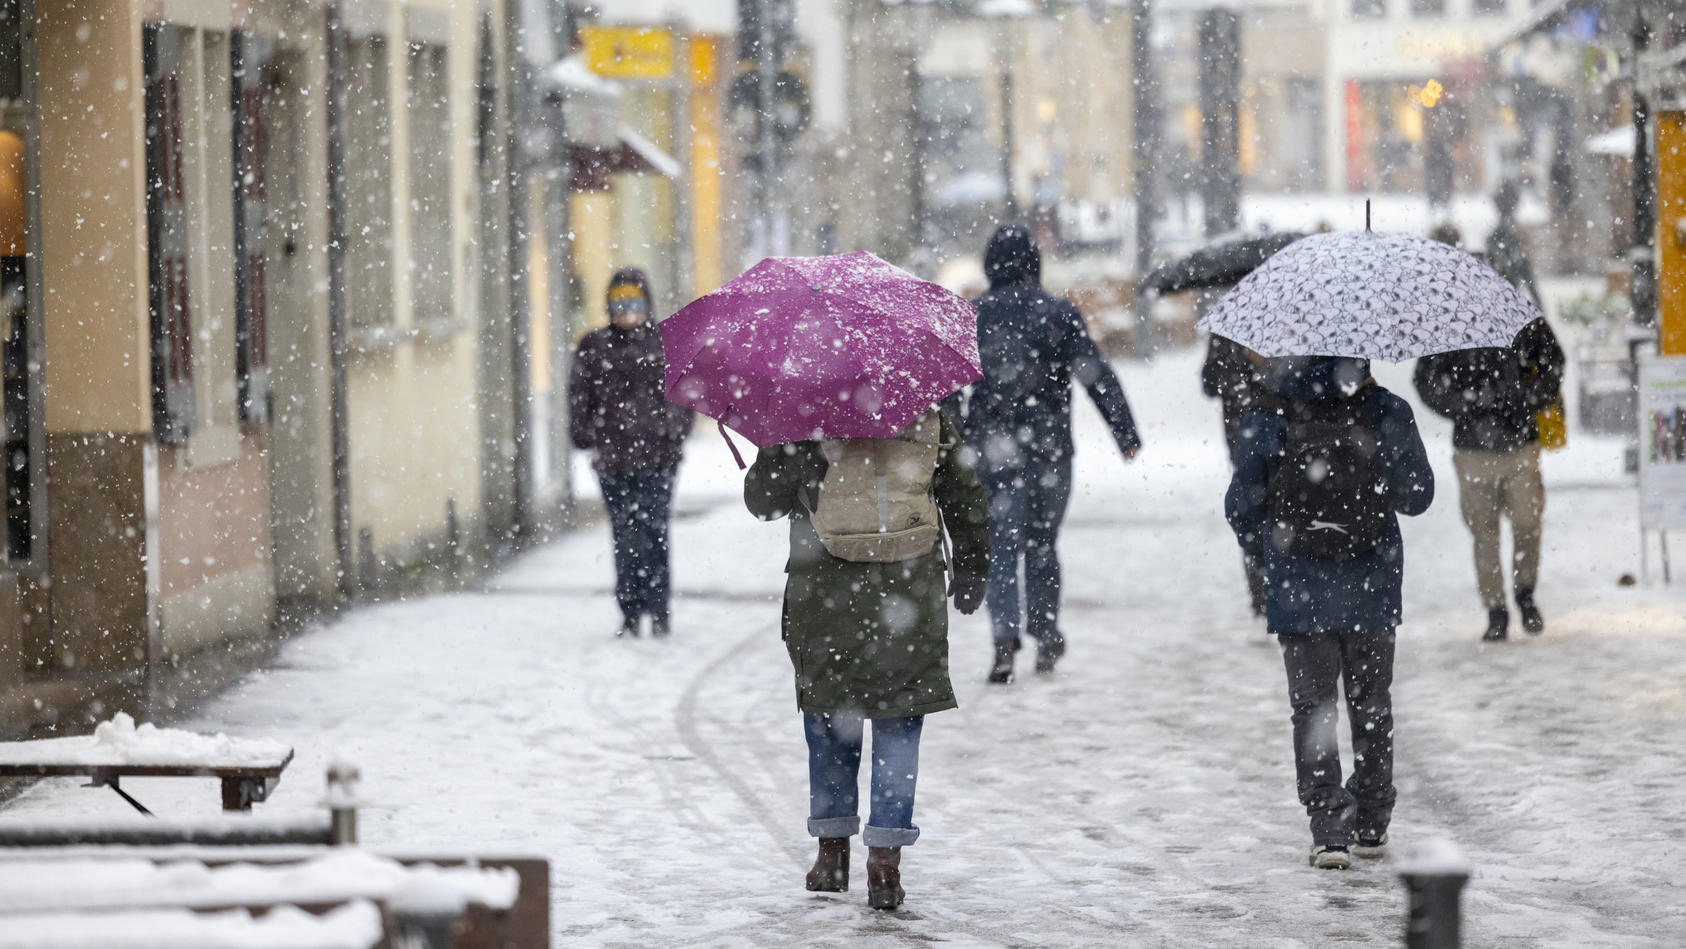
[0,716,294,813]
[0,762,550,947]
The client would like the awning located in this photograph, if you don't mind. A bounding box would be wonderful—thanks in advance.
[570,125,681,192]
[539,55,622,150]
[1586,126,1635,157]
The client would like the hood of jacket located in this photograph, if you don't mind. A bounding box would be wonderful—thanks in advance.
[1265,355,1373,403]
[984,224,1041,288]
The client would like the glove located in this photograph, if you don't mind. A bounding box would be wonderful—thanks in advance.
[948,576,987,616]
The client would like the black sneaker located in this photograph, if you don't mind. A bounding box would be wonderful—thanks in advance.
[1481,608,1509,642]
[1310,845,1351,870]
[1515,589,1544,634]
[617,618,640,638]
[1034,636,1066,674]
[1353,831,1388,857]
[987,640,1018,684]
[650,618,671,638]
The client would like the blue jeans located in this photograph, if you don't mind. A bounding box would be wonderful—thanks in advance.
[803,713,923,847]
[596,466,676,624]
[980,458,1072,645]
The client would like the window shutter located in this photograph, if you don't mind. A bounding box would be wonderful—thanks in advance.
[144,24,196,443]
[232,31,270,423]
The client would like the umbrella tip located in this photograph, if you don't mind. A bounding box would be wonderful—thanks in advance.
[1365,199,1372,233]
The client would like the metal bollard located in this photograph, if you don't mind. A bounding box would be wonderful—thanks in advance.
[1398,839,1471,949]
[326,759,360,846]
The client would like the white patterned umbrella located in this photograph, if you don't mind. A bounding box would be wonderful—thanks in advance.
[1196,230,1543,362]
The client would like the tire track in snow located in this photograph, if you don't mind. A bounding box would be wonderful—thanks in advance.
[674,623,811,867]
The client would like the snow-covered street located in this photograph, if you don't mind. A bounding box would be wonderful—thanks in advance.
[6,346,1684,948]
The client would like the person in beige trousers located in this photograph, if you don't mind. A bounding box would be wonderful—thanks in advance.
[1415,319,1564,640]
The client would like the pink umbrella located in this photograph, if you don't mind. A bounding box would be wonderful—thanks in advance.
[661,253,982,460]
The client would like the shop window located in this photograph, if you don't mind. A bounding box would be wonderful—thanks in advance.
[345,36,395,330]
[1350,0,1387,18]
[1473,0,1508,14]
[1,124,35,562]
[1411,0,1445,16]
[407,41,454,326]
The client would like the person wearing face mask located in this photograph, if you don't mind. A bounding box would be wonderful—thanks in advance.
[568,268,693,638]
[1225,355,1434,869]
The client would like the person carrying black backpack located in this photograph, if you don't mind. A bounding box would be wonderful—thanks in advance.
[1225,354,1434,869]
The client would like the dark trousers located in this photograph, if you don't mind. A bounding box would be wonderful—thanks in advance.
[596,466,676,624]
[1278,627,1398,847]
[1225,416,1267,617]
[981,457,1072,645]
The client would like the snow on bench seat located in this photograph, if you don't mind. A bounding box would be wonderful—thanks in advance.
[0,899,382,949]
[0,714,292,776]
[0,849,521,916]
[0,814,332,848]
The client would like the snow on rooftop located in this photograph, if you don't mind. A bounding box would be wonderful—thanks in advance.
[0,899,382,949]
[0,850,519,915]
[0,714,291,770]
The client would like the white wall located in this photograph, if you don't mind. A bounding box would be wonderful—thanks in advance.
[595,0,736,31]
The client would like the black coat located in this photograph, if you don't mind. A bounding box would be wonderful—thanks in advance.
[1202,333,1277,442]
[568,323,692,473]
[1227,359,1435,636]
[945,226,1140,472]
[1413,319,1565,453]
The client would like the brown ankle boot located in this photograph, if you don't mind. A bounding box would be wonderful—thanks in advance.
[805,837,849,892]
[866,846,904,910]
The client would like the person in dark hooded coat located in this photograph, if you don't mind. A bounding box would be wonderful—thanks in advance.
[568,268,693,638]
[1226,355,1434,869]
[944,224,1142,684]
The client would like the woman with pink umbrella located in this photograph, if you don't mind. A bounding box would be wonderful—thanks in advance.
[665,253,992,910]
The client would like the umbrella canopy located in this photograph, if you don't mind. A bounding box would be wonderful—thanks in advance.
[1197,230,1543,362]
[661,252,983,448]
[1140,231,1305,295]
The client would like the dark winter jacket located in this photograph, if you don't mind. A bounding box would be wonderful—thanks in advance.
[1202,333,1277,447]
[944,225,1140,472]
[1226,358,1435,636]
[568,321,693,473]
[1485,217,1541,309]
[1413,319,1565,453]
[744,412,991,718]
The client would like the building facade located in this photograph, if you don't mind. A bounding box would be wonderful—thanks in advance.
[0,0,677,736]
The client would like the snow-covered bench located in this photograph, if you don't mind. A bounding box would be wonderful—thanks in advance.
[0,755,551,946]
[0,850,549,948]
[0,714,293,814]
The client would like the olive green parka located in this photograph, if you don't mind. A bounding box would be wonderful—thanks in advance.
[744,412,991,718]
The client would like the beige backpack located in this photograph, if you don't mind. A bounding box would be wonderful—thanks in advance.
[809,409,943,563]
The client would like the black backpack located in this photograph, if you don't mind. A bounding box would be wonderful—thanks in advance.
[1266,395,1390,560]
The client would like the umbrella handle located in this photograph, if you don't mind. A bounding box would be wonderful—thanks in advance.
[718,419,747,470]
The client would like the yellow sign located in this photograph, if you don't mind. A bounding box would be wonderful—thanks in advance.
[582,26,675,79]
[1659,110,1686,356]
[689,36,718,87]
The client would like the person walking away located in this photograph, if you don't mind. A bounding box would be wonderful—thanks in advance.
[1414,320,1564,640]
[1226,355,1434,869]
[745,408,990,910]
[944,224,1141,684]
[1487,181,1542,309]
[568,268,693,638]
[1202,330,1278,617]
